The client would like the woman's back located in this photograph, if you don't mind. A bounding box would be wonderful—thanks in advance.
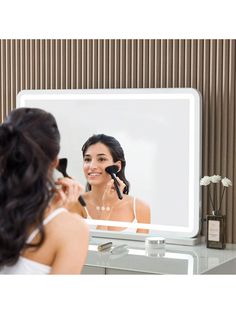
[0,207,89,274]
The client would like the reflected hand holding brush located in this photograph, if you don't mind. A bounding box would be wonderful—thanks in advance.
[105,165,123,200]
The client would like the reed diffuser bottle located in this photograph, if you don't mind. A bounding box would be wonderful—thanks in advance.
[206,211,226,249]
[200,175,232,249]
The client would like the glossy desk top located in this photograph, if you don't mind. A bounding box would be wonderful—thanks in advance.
[85,237,236,274]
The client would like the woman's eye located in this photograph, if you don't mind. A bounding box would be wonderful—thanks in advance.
[98,157,107,162]
[84,158,91,162]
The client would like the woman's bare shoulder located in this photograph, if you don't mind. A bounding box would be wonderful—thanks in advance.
[49,210,89,274]
[134,198,151,225]
[135,197,150,209]
[48,209,89,239]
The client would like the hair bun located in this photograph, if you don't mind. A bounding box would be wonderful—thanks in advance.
[0,122,19,134]
[0,123,21,149]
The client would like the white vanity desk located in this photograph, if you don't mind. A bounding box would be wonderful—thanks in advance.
[82,237,236,275]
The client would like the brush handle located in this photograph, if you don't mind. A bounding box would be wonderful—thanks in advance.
[78,195,86,207]
[57,163,86,207]
[111,173,123,200]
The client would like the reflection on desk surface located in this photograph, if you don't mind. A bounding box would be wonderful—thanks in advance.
[87,244,195,275]
[85,239,236,275]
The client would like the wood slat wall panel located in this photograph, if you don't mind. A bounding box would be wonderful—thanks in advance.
[0,39,235,242]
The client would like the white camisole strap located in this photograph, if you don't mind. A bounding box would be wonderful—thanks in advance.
[26,207,68,244]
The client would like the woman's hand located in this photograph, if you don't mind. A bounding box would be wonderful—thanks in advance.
[102,177,126,207]
[53,177,85,212]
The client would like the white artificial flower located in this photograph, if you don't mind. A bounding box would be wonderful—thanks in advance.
[200,176,211,186]
[221,177,232,187]
[210,175,221,183]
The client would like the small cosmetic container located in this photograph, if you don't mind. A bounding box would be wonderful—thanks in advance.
[145,237,166,257]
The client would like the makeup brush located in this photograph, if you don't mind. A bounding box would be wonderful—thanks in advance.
[105,165,123,200]
[56,158,87,207]
[57,158,70,178]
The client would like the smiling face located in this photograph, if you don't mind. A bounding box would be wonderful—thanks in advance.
[83,142,121,187]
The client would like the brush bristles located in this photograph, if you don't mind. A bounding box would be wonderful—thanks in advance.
[105,165,119,175]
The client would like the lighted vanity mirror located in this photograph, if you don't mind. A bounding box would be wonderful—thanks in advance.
[17,88,201,240]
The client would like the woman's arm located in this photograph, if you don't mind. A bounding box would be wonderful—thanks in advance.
[135,199,151,234]
[50,214,89,274]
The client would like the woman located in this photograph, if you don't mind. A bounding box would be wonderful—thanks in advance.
[0,108,88,274]
[77,134,151,233]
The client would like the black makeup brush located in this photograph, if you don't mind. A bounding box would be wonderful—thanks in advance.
[105,165,123,200]
[56,158,86,207]
[57,158,70,178]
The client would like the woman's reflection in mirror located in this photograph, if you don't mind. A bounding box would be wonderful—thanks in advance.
[76,134,151,233]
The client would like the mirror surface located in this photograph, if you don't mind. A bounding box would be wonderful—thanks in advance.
[17,88,201,238]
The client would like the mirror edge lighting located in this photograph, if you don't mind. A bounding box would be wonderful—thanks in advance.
[16,87,202,242]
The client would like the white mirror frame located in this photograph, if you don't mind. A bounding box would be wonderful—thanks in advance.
[16,88,202,241]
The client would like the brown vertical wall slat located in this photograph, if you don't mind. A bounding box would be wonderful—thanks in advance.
[137,40,143,88]
[81,39,86,89]
[98,40,102,88]
[0,39,236,242]
[209,40,217,209]
[166,39,173,87]
[114,40,120,88]
[1,40,6,119]
[222,40,230,238]
[179,40,185,88]
[228,41,236,242]
[131,40,137,88]
[120,40,126,88]
[76,40,82,89]
[202,40,210,214]
[215,40,223,224]
[103,40,109,88]
[108,40,114,88]
[233,41,236,242]
[50,39,56,89]
[191,40,197,88]
[197,40,204,92]
[87,40,93,89]
[215,40,223,181]
[143,40,149,88]
[185,40,191,87]
[148,40,154,88]
[161,39,167,87]
[92,39,98,89]
[5,39,9,115]
[172,40,179,87]
[10,40,15,111]
[155,40,161,87]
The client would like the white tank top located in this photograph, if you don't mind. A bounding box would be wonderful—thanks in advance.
[0,207,68,275]
[84,197,137,232]
[117,197,137,233]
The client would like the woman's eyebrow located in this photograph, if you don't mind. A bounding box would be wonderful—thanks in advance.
[84,153,107,157]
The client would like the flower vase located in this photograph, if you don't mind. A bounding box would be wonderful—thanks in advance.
[206,213,226,249]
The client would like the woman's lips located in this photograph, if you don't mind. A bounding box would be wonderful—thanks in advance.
[88,172,102,178]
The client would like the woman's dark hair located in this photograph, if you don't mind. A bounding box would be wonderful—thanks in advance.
[82,134,130,194]
[0,107,60,268]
